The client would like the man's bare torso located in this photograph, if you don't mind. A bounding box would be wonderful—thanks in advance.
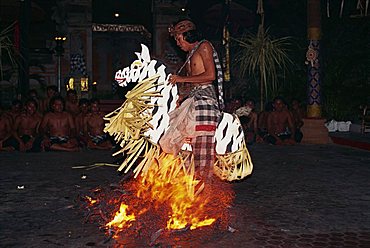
[268,110,292,134]
[186,42,213,85]
[15,113,41,137]
[86,112,105,136]
[43,112,74,137]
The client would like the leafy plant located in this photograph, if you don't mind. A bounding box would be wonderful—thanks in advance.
[232,26,292,110]
[0,22,19,80]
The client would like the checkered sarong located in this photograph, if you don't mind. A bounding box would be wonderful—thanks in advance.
[192,135,215,177]
[189,84,220,176]
[190,84,220,135]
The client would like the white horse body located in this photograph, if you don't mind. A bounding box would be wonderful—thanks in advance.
[115,44,244,155]
[110,44,252,181]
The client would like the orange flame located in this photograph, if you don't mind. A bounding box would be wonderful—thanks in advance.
[106,203,136,229]
[85,196,97,205]
[104,153,234,239]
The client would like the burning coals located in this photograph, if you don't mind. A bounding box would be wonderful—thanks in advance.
[80,153,235,246]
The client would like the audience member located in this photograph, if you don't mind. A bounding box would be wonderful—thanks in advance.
[265,96,296,145]
[40,96,79,152]
[0,106,14,151]
[5,99,23,125]
[290,98,305,143]
[225,98,242,113]
[84,98,112,150]
[40,85,58,113]
[65,89,80,117]
[257,101,273,143]
[11,99,42,152]
[237,99,258,144]
[75,98,90,146]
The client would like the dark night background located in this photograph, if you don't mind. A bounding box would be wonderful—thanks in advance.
[1,0,369,120]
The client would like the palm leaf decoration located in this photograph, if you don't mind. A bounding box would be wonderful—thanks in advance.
[0,22,19,80]
[232,26,292,110]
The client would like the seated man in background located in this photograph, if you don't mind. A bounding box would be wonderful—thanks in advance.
[65,89,80,117]
[40,96,79,152]
[0,106,14,151]
[84,98,112,150]
[236,99,258,144]
[290,98,305,143]
[265,96,296,145]
[257,101,273,143]
[75,98,90,147]
[12,99,42,152]
[5,99,23,125]
[40,85,58,114]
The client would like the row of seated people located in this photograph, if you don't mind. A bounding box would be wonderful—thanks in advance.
[229,96,305,145]
[0,94,113,152]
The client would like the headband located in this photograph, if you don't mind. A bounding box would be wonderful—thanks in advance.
[168,20,196,36]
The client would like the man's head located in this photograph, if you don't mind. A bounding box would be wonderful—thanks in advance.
[273,96,286,112]
[11,99,22,113]
[245,99,256,110]
[79,98,90,114]
[28,89,38,99]
[291,98,301,110]
[90,98,100,113]
[46,85,58,98]
[25,99,38,115]
[169,19,201,51]
[50,96,65,113]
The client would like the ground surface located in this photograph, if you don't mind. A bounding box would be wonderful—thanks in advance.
[1,143,370,247]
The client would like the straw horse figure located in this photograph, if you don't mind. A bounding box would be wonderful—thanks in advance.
[104,44,252,181]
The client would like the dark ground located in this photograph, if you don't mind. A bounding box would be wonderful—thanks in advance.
[1,140,370,247]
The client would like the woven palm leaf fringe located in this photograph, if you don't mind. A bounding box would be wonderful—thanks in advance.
[103,74,161,174]
[214,140,253,181]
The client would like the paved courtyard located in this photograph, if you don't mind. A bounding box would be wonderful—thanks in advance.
[1,143,370,247]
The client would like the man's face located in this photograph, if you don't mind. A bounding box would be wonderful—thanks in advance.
[274,99,284,112]
[246,101,255,110]
[26,102,36,115]
[175,34,189,51]
[91,103,99,113]
[80,103,89,114]
[47,89,56,98]
[52,100,63,113]
[292,100,299,110]
[12,103,22,113]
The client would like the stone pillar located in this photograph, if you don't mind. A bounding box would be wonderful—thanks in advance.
[302,0,330,144]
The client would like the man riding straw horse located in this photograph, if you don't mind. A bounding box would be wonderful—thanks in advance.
[104,20,252,183]
[161,19,225,181]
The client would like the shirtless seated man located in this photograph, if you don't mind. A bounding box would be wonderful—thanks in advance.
[265,96,296,145]
[40,96,79,152]
[237,99,258,144]
[12,99,42,152]
[75,98,90,146]
[65,89,80,117]
[84,98,112,150]
[0,106,14,151]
